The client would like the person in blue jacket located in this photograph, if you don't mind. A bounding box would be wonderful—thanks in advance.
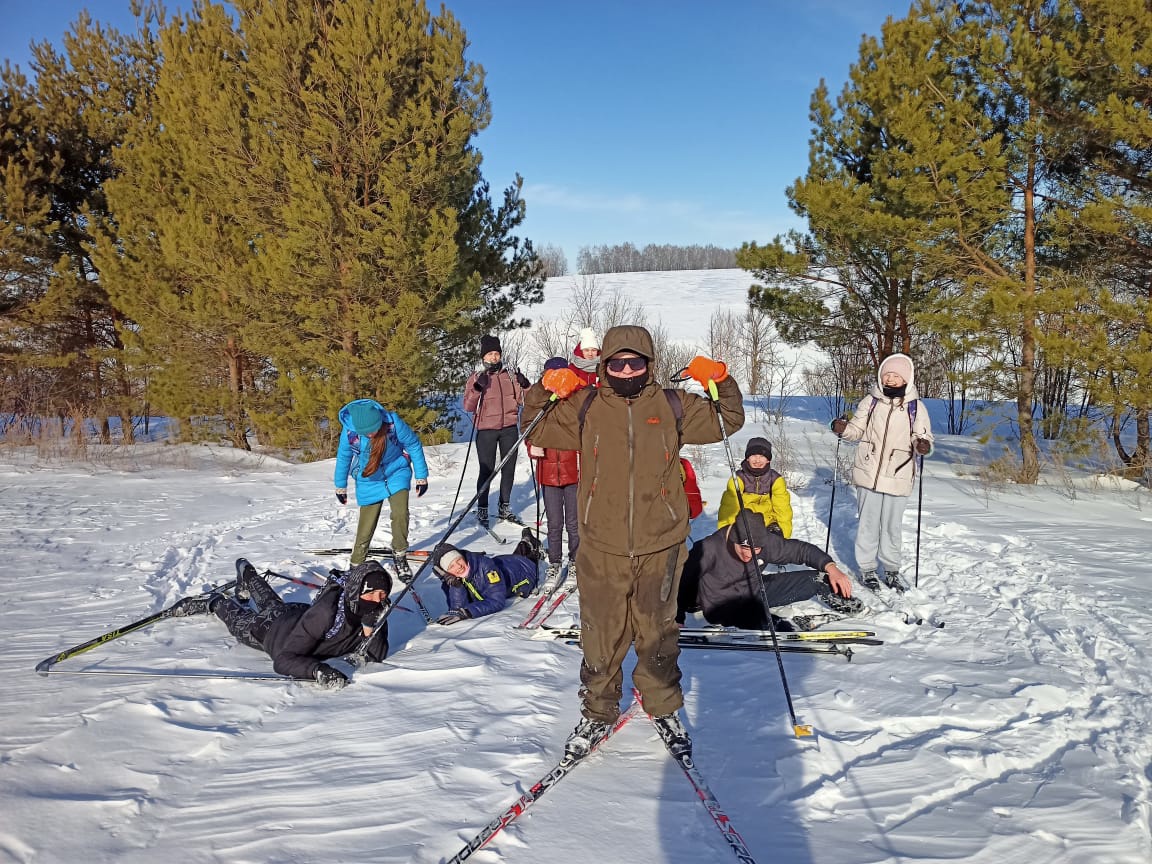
[432,530,542,625]
[334,399,429,580]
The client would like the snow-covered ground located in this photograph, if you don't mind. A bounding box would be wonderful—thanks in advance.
[3,382,1151,862]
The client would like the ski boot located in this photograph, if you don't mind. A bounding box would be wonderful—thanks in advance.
[652,712,693,759]
[234,557,259,601]
[541,562,563,595]
[498,503,524,525]
[476,506,490,529]
[883,570,908,593]
[393,551,414,584]
[860,569,881,591]
[564,717,611,760]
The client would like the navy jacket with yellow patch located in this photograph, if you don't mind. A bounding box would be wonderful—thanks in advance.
[441,549,538,618]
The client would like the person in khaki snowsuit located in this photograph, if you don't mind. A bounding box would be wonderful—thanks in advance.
[525,325,743,759]
[831,352,933,591]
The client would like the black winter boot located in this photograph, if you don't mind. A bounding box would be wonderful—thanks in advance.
[498,503,524,525]
[476,506,489,529]
[652,712,693,759]
[883,570,908,592]
[860,569,881,591]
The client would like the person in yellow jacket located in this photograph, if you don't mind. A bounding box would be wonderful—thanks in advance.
[717,437,793,537]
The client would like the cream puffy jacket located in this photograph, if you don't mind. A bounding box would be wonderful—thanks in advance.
[841,355,933,497]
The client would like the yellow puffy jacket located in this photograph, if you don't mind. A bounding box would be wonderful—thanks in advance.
[716,467,792,538]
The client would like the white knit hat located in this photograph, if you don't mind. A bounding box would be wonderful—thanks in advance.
[439,549,464,572]
[578,327,600,351]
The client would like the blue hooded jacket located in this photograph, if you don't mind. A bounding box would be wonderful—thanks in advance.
[334,399,429,506]
[441,549,539,618]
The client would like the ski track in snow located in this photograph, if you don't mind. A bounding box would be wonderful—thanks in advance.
[2,420,1151,862]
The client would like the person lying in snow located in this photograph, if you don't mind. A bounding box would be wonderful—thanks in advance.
[677,510,862,631]
[431,530,542,625]
[182,559,391,689]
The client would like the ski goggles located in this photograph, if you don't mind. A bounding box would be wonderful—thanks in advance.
[605,356,648,373]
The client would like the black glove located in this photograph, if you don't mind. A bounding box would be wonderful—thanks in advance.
[314,664,349,689]
[415,479,428,497]
[914,439,932,456]
[830,417,848,436]
[473,372,490,392]
[767,522,784,536]
[335,488,348,505]
[515,370,531,389]
[436,608,472,626]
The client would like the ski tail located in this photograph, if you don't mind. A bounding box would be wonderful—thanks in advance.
[632,688,760,863]
[445,701,640,862]
[35,579,239,675]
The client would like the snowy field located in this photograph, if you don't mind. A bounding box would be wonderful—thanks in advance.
[2,269,1151,863]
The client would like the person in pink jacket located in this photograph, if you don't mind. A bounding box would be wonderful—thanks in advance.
[831,353,933,592]
[462,335,530,527]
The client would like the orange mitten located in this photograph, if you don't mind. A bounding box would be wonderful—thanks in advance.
[686,356,728,386]
[541,367,585,400]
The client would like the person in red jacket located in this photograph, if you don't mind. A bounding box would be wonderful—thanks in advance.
[527,357,581,592]
[568,327,601,387]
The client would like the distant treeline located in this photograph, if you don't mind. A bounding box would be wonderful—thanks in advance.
[534,243,739,278]
[576,243,737,275]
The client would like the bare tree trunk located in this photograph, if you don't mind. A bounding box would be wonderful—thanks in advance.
[225,336,250,451]
[1017,149,1040,484]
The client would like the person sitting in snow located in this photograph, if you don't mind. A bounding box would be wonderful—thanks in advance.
[716,437,793,538]
[677,510,862,631]
[431,530,542,625]
[184,559,392,689]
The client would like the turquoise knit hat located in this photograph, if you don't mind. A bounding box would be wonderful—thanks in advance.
[346,402,383,435]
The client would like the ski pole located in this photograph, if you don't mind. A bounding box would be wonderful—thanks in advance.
[35,579,238,675]
[267,570,328,591]
[686,372,812,738]
[352,398,559,663]
[824,434,842,553]
[914,454,925,589]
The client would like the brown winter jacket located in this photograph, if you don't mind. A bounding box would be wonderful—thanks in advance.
[463,367,525,431]
[524,325,745,557]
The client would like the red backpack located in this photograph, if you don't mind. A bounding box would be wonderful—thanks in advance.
[679,457,703,519]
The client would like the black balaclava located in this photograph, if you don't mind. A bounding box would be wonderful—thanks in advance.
[882,383,907,399]
[606,369,649,398]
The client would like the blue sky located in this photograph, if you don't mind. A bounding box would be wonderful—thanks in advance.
[1,0,912,266]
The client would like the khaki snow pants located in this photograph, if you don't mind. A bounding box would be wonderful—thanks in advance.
[351,488,410,565]
[575,542,688,723]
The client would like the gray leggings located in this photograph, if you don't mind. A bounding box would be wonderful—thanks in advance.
[543,483,579,564]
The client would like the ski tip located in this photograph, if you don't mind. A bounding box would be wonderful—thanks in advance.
[35,658,55,676]
[793,723,815,738]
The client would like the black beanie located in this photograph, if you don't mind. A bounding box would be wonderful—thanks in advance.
[350,560,392,595]
[745,437,772,461]
[731,510,772,548]
[480,334,502,356]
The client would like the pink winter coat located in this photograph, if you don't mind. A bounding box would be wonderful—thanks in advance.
[463,368,525,431]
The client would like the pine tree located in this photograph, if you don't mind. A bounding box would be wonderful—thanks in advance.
[94,0,541,451]
[1039,0,1152,477]
[0,16,151,442]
